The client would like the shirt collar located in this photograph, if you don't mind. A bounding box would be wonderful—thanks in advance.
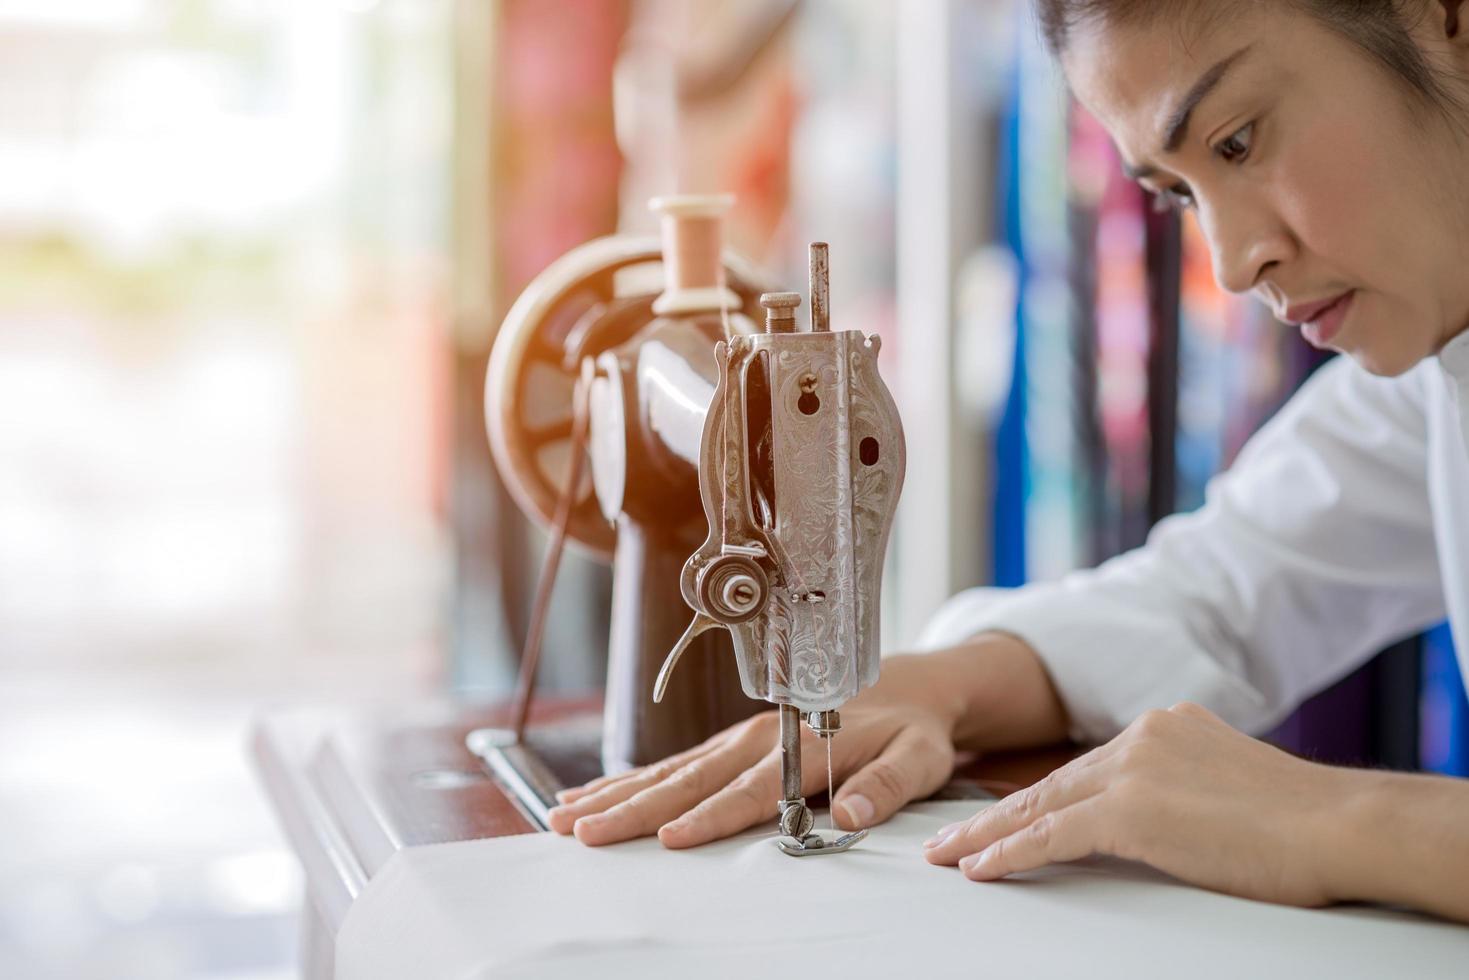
[1439,329,1469,382]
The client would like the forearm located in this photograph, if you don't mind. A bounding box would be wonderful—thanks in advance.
[1327,768,1469,922]
[880,632,1070,753]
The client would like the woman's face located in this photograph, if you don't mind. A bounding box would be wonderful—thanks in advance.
[1063,3,1469,376]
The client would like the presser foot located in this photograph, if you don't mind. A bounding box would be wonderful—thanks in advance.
[774,797,866,855]
[776,827,869,857]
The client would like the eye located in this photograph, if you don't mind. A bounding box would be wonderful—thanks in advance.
[1214,122,1254,164]
[1151,184,1195,214]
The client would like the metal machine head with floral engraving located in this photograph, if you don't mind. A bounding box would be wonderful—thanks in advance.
[652,243,905,856]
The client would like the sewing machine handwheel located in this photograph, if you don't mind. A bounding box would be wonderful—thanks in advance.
[484,236,767,561]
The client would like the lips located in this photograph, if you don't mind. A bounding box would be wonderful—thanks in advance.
[1292,290,1357,348]
[1283,292,1353,327]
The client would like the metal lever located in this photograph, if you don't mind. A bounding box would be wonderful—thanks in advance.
[651,612,720,704]
[653,552,768,704]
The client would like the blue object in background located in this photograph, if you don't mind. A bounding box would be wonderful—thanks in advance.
[991,45,1028,590]
[1421,623,1469,776]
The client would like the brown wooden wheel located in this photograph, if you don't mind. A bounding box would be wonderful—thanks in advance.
[484,235,768,562]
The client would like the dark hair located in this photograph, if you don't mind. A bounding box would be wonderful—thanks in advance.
[1035,0,1461,114]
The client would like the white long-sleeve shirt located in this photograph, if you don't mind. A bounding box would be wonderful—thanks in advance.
[917,332,1469,744]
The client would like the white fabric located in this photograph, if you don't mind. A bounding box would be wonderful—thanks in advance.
[336,799,1469,979]
[919,336,1469,743]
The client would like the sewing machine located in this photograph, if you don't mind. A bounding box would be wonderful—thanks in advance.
[466,195,905,854]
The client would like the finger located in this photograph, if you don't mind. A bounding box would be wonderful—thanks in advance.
[546,762,683,835]
[832,726,952,831]
[553,737,723,806]
[548,740,730,833]
[555,778,618,805]
[657,749,783,849]
[555,771,641,806]
[554,725,742,804]
[923,747,1110,866]
[958,797,1109,881]
[572,727,768,846]
[658,721,846,848]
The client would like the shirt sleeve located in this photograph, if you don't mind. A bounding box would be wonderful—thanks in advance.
[915,357,1447,743]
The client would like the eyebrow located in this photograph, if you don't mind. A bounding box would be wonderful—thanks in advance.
[1121,44,1253,182]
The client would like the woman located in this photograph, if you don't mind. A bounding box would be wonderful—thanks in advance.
[548,0,1469,922]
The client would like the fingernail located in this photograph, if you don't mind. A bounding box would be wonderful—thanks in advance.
[960,845,996,876]
[923,822,962,848]
[840,793,875,826]
[922,828,959,850]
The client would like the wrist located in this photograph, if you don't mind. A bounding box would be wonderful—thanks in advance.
[952,632,1071,750]
[1307,767,1380,904]
[1313,767,1421,908]
[868,651,971,736]
[880,632,1070,751]
[1316,767,1469,915]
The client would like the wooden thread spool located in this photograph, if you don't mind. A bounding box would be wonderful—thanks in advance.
[650,194,740,315]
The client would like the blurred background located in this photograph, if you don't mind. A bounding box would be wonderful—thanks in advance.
[2,1,1465,978]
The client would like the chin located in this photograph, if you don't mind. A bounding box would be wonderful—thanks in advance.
[1325,295,1435,377]
[1344,343,1424,378]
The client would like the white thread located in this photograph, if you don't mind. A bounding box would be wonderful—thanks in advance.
[826,736,836,833]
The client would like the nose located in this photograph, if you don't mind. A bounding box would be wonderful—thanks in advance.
[1199,195,1295,296]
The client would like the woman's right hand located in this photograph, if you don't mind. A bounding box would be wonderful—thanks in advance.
[545,632,1069,849]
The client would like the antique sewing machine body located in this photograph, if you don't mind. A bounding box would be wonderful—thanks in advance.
[467,195,905,855]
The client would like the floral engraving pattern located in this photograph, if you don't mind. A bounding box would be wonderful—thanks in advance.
[680,329,904,712]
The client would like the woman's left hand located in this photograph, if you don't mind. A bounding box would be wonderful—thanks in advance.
[922,701,1357,907]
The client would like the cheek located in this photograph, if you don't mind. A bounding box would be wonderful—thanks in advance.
[1272,114,1400,286]
[1271,111,1450,363]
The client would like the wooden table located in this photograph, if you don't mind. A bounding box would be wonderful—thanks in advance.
[252,698,1074,979]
